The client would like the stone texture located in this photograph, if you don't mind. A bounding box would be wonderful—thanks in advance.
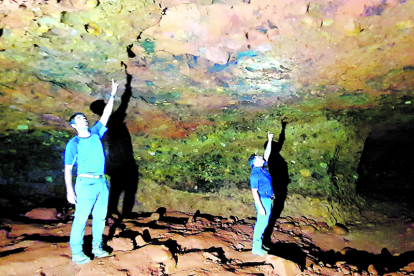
[266,255,301,276]
[300,225,317,235]
[108,237,135,251]
[0,229,9,246]
[333,223,349,235]
[25,208,58,220]
[279,222,296,231]
[135,234,148,247]
[150,212,161,221]
[300,169,311,178]
[202,252,221,263]
[368,264,379,275]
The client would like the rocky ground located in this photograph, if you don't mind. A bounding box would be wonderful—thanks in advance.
[1,202,414,276]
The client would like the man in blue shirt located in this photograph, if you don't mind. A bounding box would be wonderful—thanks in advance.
[64,79,119,264]
[248,131,274,256]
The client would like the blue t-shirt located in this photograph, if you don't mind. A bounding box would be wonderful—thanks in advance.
[250,163,273,198]
[64,121,108,175]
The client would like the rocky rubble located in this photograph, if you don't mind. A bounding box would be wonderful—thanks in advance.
[1,208,414,275]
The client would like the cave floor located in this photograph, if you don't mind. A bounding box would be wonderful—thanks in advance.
[1,204,414,276]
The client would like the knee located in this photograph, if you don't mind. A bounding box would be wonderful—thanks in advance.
[92,207,108,220]
[73,210,91,222]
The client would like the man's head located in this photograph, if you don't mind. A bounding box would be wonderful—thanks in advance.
[68,113,88,131]
[248,154,265,168]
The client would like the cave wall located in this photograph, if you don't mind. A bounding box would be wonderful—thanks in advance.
[1,0,414,222]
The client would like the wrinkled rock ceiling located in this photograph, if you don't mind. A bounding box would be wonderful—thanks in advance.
[1,0,413,133]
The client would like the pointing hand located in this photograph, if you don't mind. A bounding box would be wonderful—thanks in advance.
[111,78,119,96]
[267,131,274,141]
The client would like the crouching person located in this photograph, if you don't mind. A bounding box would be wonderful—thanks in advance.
[64,79,119,264]
[248,131,275,256]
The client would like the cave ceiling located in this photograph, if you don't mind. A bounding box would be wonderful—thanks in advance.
[0,0,413,136]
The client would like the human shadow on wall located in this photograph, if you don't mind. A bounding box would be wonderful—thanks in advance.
[90,71,139,220]
[263,120,289,246]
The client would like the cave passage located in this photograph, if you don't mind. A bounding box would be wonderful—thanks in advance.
[357,123,414,206]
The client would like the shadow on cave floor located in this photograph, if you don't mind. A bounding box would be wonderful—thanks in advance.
[267,242,307,269]
[265,239,414,274]
[0,248,28,258]
[312,247,414,274]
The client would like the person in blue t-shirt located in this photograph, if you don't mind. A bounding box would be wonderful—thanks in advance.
[248,131,274,256]
[64,79,119,264]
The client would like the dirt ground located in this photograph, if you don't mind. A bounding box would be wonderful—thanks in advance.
[1,203,414,276]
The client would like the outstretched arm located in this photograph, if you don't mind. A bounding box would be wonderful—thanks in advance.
[100,79,119,126]
[264,131,274,161]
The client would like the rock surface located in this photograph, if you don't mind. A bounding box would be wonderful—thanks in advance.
[1,209,414,276]
[24,208,58,220]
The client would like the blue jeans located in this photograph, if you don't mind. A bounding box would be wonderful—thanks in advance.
[253,197,273,251]
[70,177,109,255]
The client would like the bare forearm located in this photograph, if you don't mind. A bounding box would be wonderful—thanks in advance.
[252,189,263,209]
[65,165,77,204]
[65,166,74,193]
[100,96,115,126]
[264,139,272,161]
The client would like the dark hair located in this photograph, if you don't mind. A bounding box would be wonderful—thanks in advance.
[248,154,256,168]
[90,99,105,116]
[68,113,86,125]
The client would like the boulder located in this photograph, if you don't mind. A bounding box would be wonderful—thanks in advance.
[368,264,379,275]
[0,229,10,246]
[300,169,311,177]
[140,245,176,274]
[276,217,290,224]
[317,221,329,230]
[108,237,134,251]
[202,252,221,263]
[266,255,301,276]
[279,222,295,231]
[187,215,195,224]
[300,225,317,235]
[333,223,349,235]
[25,208,57,220]
[135,234,148,247]
[150,212,161,221]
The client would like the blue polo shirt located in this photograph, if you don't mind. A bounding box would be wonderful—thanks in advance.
[250,162,273,198]
[64,121,107,175]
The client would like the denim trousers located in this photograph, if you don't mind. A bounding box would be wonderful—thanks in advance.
[253,197,273,251]
[70,176,109,255]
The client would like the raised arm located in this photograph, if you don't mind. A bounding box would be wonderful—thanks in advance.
[100,79,119,126]
[264,131,274,161]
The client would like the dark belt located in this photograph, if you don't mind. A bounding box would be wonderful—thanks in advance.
[265,191,275,200]
[260,194,275,200]
[77,174,105,179]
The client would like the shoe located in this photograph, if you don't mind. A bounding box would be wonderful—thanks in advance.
[252,248,267,256]
[92,246,110,258]
[72,252,91,264]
